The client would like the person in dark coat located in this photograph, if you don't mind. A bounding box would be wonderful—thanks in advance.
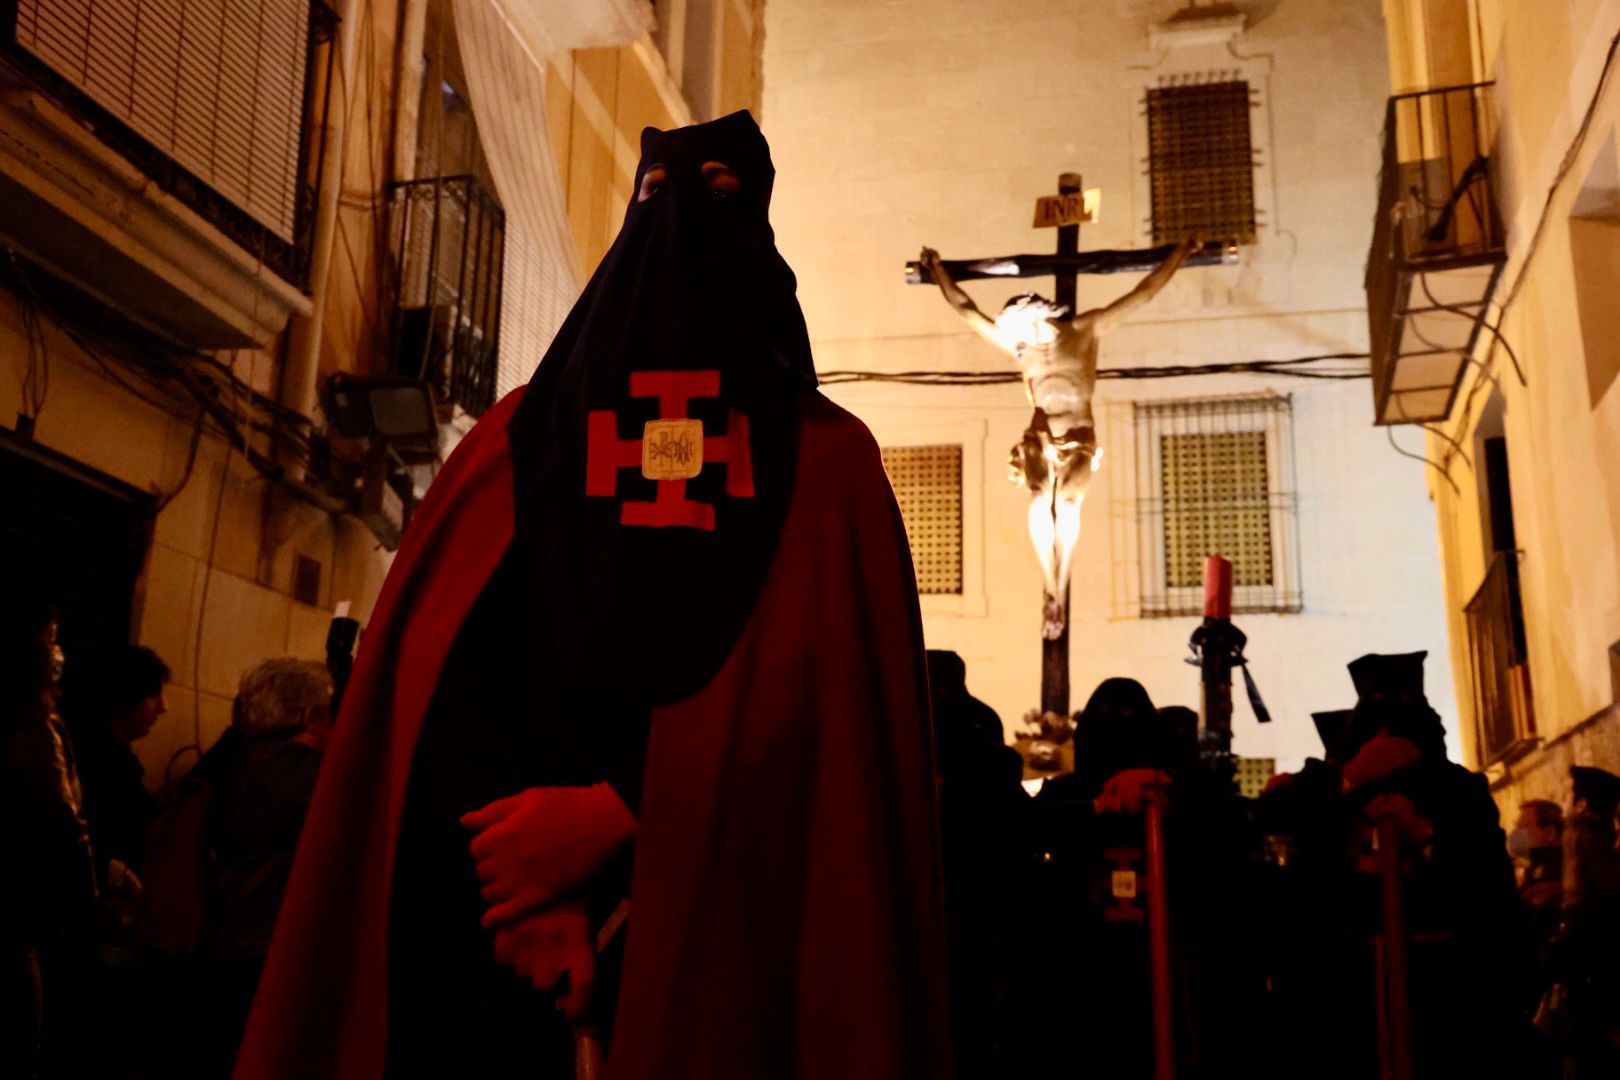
[1,592,98,1079]
[1008,679,1265,1079]
[927,650,1023,1077]
[68,644,169,877]
[1261,651,1534,1079]
[192,659,332,1075]
[1538,766,1620,1079]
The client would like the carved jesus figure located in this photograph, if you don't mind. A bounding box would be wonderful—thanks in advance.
[919,239,1199,636]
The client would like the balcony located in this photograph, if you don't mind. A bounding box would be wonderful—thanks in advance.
[0,1,336,346]
[1465,552,1535,766]
[1365,82,1506,425]
[385,175,505,421]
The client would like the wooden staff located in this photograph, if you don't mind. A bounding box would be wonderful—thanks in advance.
[573,900,631,1080]
[1373,817,1415,1080]
[1144,783,1175,1080]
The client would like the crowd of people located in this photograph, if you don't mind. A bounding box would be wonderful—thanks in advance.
[3,593,332,1078]
[7,583,1620,1078]
[931,647,1620,1079]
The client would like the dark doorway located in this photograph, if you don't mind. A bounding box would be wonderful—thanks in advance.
[0,431,153,693]
[1481,434,1527,656]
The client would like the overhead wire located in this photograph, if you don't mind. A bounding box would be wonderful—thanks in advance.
[819,352,1371,387]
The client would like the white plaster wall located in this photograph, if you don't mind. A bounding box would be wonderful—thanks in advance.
[763,0,1459,769]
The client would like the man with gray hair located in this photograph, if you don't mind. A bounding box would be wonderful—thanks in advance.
[188,658,332,1073]
[234,659,335,749]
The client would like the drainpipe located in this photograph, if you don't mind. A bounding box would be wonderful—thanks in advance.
[280,0,362,482]
[393,0,429,184]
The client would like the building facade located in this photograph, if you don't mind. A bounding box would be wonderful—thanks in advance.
[762,0,1457,773]
[1375,0,1620,811]
[0,0,763,787]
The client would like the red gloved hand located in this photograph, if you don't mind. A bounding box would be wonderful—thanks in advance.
[461,783,637,929]
[1364,792,1435,846]
[1093,768,1172,814]
[1341,734,1422,792]
[491,901,595,1022]
[1262,772,1295,796]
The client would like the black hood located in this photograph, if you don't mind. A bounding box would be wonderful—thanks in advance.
[506,111,816,706]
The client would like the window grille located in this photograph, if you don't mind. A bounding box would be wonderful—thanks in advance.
[5,0,334,286]
[386,176,505,418]
[1464,553,1535,765]
[1146,79,1258,246]
[881,445,963,596]
[1233,756,1276,800]
[1134,395,1300,617]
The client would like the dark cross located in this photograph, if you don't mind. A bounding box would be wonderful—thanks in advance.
[586,369,754,530]
[906,173,1229,719]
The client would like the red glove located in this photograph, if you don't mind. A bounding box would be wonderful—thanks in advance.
[491,901,595,1021]
[1364,792,1434,846]
[1093,769,1172,814]
[1341,734,1422,792]
[461,783,637,929]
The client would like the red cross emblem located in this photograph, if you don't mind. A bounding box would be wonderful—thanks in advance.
[585,370,754,530]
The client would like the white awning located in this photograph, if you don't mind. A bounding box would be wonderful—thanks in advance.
[451,0,653,396]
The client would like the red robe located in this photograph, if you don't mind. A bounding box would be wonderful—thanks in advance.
[234,389,952,1078]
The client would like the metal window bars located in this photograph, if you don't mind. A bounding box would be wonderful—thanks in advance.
[1133,394,1301,618]
[880,444,964,596]
[1464,551,1535,766]
[385,174,505,419]
[1365,82,1506,424]
[1145,78,1259,246]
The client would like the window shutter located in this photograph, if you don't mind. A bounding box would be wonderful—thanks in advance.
[14,0,311,242]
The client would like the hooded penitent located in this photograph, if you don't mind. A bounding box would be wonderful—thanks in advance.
[1342,650,1447,759]
[508,112,815,707]
[1071,677,1162,797]
[234,112,950,1080]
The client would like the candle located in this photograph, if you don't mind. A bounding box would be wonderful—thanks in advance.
[1203,554,1232,620]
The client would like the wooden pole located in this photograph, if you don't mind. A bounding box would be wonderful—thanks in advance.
[1374,816,1415,1080]
[1039,171,1082,720]
[1144,789,1176,1080]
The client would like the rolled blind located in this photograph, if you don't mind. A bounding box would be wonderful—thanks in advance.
[14,0,311,243]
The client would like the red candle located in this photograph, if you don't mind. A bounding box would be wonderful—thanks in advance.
[1203,554,1232,620]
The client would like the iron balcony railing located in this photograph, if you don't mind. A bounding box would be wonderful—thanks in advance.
[1366,82,1507,425]
[0,0,338,290]
[1464,551,1534,766]
[385,175,505,419]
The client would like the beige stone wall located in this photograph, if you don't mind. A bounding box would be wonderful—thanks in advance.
[0,1,405,788]
[1382,0,1620,812]
[0,2,769,790]
[0,300,391,788]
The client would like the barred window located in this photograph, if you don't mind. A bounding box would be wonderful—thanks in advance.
[1233,757,1277,800]
[881,445,963,596]
[1134,396,1300,617]
[1146,79,1258,246]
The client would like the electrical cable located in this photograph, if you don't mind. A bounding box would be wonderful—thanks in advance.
[1496,24,1620,315]
[152,406,208,513]
[1420,421,1473,470]
[820,352,1371,387]
[1387,423,1460,496]
[1418,272,1526,387]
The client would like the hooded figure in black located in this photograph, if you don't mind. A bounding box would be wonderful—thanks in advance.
[386,112,816,1076]
[241,112,950,1080]
[1265,652,1535,1080]
[509,111,814,710]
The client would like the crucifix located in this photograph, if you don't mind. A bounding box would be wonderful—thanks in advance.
[911,172,1232,757]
